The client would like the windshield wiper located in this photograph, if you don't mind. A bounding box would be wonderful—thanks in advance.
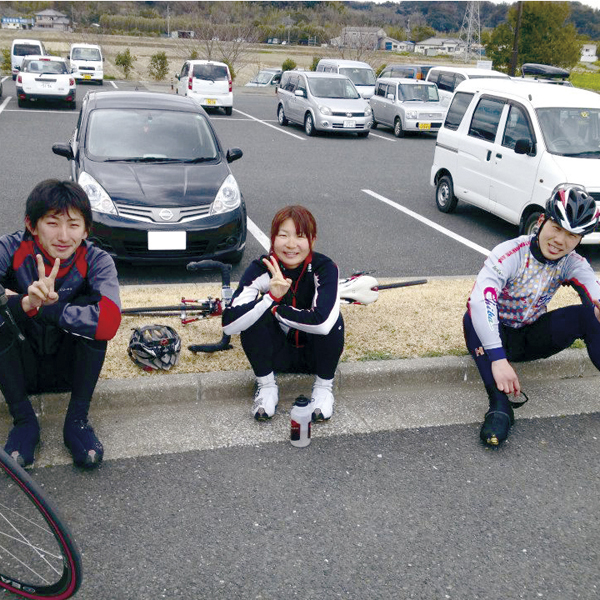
[182,157,215,163]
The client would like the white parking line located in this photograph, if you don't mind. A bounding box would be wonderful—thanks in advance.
[109,81,118,88]
[234,108,306,140]
[369,132,397,142]
[363,189,490,256]
[247,217,270,251]
[0,97,11,114]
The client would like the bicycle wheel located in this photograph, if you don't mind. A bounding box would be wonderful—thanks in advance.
[0,449,82,599]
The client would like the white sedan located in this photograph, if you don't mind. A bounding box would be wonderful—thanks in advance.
[16,56,76,109]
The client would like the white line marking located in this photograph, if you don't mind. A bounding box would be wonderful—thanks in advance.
[234,108,305,140]
[247,217,270,251]
[0,97,11,114]
[110,81,118,89]
[363,189,490,256]
[369,132,396,142]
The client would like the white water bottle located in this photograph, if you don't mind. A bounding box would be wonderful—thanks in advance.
[290,395,312,448]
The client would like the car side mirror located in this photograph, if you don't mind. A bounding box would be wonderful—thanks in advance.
[52,144,74,160]
[226,148,243,163]
[295,89,305,98]
[387,93,394,101]
[514,138,533,155]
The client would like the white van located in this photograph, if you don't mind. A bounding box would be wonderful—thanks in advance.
[315,59,376,99]
[425,66,509,107]
[11,39,46,80]
[176,60,233,115]
[430,78,600,244]
[69,43,104,84]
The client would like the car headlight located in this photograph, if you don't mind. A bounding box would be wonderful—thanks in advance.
[319,105,332,116]
[364,105,372,116]
[78,172,117,215]
[210,174,241,215]
[405,110,418,120]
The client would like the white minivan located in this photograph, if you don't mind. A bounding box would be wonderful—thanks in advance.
[11,38,46,80]
[175,60,233,115]
[425,66,509,107]
[69,43,104,84]
[430,78,600,244]
[315,59,376,99]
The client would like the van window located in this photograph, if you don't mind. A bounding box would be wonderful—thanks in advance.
[444,92,474,131]
[375,82,387,97]
[428,71,439,85]
[437,72,456,93]
[71,47,101,61]
[13,43,42,56]
[193,64,228,80]
[502,104,534,151]
[468,97,505,142]
[339,67,376,86]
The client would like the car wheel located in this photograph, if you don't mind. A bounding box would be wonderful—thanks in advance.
[277,104,288,126]
[69,101,76,110]
[224,107,232,116]
[304,113,315,137]
[357,131,369,138]
[394,117,405,138]
[520,210,543,236]
[371,117,378,130]
[17,98,26,108]
[435,175,458,214]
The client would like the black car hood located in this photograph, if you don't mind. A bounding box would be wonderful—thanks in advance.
[84,159,229,207]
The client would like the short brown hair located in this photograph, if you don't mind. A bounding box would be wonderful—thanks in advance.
[270,205,317,250]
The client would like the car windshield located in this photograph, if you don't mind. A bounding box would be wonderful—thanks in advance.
[23,59,68,74]
[398,83,439,102]
[308,77,360,99]
[537,107,600,157]
[85,109,219,162]
[72,48,101,61]
[252,72,275,84]
[339,67,376,86]
[193,64,228,80]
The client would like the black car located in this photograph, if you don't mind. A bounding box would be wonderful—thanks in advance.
[52,91,246,264]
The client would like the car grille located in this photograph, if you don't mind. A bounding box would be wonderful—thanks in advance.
[331,111,366,117]
[332,123,366,130]
[122,240,211,259]
[114,203,212,224]
[419,112,444,120]
[79,67,95,71]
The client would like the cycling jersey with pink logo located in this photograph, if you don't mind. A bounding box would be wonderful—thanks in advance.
[467,234,600,356]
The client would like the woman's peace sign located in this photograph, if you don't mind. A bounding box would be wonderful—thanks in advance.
[262,255,292,300]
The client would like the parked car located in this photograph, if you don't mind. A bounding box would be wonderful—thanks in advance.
[315,59,376,99]
[11,38,46,80]
[245,68,282,87]
[175,60,233,115]
[425,66,510,107]
[52,91,246,263]
[16,56,76,109]
[370,77,446,137]
[377,64,432,81]
[69,43,104,84]
[276,71,372,137]
[430,78,600,244]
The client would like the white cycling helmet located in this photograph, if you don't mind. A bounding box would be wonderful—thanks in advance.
[128,325,182,371]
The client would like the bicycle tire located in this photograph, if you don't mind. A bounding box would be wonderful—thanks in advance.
[0,449,82,599]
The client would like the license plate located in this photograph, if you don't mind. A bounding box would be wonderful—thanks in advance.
[206,99,216,105]
[148,231,186,250]
[343,120,356,128]
[419,123,431,130]
[41,83,52,89]
[83,74,91,80]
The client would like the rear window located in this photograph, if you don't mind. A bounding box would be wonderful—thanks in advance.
[193,64,229,81]
[72,48,101,61]
[468,97,505,142]
[444,92,474,131]
[13,44,41,57]
[23,59,68,74]
[339,67,376,86]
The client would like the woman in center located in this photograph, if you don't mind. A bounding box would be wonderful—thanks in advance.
[222,205,344,421]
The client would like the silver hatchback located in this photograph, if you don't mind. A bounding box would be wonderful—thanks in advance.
[276,71,372,137]
[370,77,447,137]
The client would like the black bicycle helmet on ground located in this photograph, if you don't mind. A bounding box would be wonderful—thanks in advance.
[545,184,600,236]
[128,325,182,371]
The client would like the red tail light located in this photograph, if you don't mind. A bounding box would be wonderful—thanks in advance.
[69,77,75,86]
[229,79,232,93]
[188,77,193,90]
[17,75,22,84]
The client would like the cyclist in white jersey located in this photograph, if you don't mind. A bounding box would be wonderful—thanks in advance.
[464,185,600,446]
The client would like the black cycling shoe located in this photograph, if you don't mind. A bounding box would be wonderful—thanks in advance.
[4,420,41,468]
[480,405,515,446]
[63,419,104,468]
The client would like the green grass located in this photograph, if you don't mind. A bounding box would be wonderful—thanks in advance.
[570,72,600,92]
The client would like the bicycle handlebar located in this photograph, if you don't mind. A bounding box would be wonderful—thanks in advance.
[186,260,232,288]
[189,333,233,354]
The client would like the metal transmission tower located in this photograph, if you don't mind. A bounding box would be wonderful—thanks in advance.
[459,1,481,63]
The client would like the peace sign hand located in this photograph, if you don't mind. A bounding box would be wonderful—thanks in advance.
[262,255,292,300]
[22,254,60,313]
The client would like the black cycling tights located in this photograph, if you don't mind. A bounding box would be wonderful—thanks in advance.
[463,304,600,396]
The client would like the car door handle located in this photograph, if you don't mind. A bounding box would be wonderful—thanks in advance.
[486,150,492,161]
[496,153,502,159]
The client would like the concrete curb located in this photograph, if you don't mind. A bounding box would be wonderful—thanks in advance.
[8,348,598,419]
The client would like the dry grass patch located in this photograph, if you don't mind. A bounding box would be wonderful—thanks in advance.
[107,278,584,380]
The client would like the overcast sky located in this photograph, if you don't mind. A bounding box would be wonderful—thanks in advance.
[367,0,600,12]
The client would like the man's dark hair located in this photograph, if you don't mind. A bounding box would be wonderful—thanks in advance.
[26,179,93,233]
